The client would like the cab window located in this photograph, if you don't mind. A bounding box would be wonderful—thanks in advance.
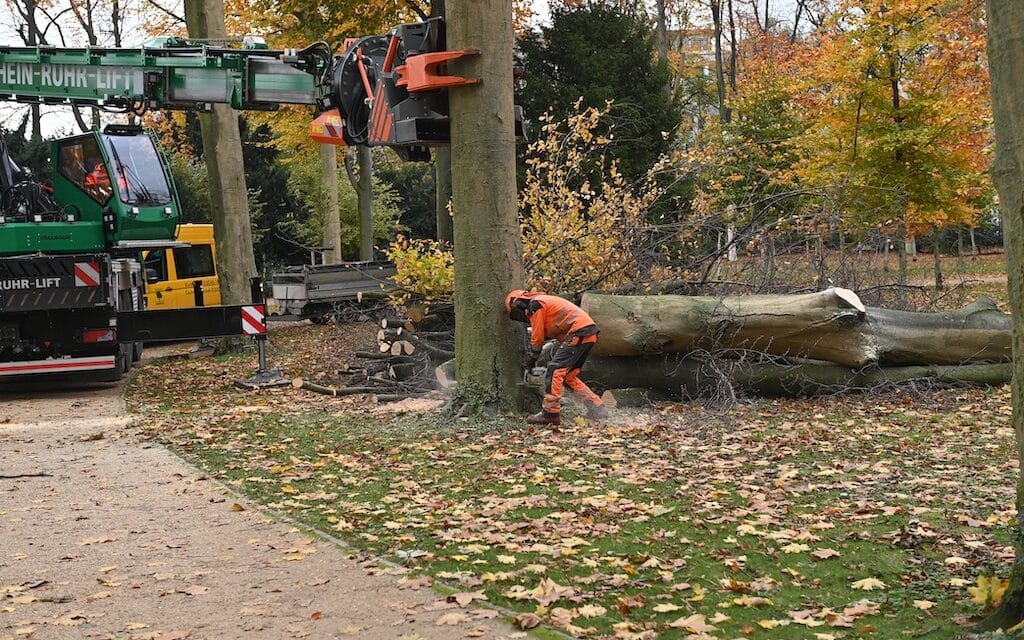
[172,245,215,279]
[144,249,168,282]
[58,137,111,205]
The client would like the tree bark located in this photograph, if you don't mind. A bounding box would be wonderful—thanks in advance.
[655,0,668,63]
[357,145,374,261]
[710,0,730,123]
[580,290,1011,368]
[957,225,965,273]
[184,0,256,306]
[980,0,1024,630]
[320,144,341,264]
[932,226,944,290]
[447,0,529,411]
[435,146,453,243]
[582,356,1010,399]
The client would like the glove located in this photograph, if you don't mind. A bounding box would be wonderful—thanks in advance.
[521,355,538,369]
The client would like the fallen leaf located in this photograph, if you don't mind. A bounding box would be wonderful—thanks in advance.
[514,613,542,630]
[668,614,715,633]
[577,604,606,617]
[850,578,887,591]
[449,591,487,607]
[436,612,469,626]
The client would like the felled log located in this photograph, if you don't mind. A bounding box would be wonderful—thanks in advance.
[581,289,1010,368]
[582,356,1011,399]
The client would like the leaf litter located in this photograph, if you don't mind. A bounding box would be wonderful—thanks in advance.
[128,322,1020,638]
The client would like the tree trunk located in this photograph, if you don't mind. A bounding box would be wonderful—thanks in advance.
[897,223,909,307]
[357,145,374,261]
[654,0,668,63]
[957,225,965,273]
[582,356,1010,399]
[435,146,453,243]
[447,0,529,411]
[726,223,737,262]
[980,1,1024,630]
[971,225,979,257]
[710,0,730,123]
[883,235,890,272]
[320,144,341,264]
[580,290,1011,368]
[933,226,944,290]
[184,0,256,306]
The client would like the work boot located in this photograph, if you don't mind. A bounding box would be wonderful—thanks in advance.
[587,403,609,420]
[527,411,561,425]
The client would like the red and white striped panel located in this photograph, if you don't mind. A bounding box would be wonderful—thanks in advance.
[74,261,101,287]
[241,305,267,336]
[310,109,347,146]
[0,355,116,376]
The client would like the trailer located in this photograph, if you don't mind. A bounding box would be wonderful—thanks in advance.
[271,261,396,322]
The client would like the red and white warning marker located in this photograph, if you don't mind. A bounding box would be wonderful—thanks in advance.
[241,304,267,336]
[74,261,101,287]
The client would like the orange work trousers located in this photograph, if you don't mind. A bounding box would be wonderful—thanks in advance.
[542,332,602,414]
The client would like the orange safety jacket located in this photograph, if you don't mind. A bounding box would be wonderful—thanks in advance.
[519,293,598,353]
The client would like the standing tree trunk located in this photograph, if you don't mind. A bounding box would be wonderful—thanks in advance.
[932,226,944,290]
[431,0,453,245]
[357,145,374,261]
[447,0,529,411]
[897,222,909,307]
[435,147,453,243]
[654,0,668,63]
[184,0,256,306]
[320,144,341,264]
[980,1,1024,630]
[710,0,730,123]
[957,225,965,273]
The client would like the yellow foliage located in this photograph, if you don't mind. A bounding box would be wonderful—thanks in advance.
[385,235,454,308]
[520,101,667,294]
[968,575,1009,610]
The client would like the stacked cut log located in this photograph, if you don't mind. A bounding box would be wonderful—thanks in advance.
[294,312,455,400]
[578,288,1013,400]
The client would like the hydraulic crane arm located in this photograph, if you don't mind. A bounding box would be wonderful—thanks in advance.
[0,37,333,113]
[0,16,522,160]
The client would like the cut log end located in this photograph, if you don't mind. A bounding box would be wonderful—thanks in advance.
[832,287,866,313]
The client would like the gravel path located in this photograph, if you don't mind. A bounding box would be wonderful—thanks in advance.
[0,380,518,640]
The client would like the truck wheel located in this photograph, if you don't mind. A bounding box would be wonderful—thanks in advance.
[131,342,143,362]
[95,350,127,382]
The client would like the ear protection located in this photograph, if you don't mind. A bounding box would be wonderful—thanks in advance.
[508,297,530,322]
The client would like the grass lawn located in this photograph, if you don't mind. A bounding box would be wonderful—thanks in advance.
[129,315,1018,639]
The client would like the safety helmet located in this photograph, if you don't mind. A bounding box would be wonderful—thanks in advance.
[505,289,527,314]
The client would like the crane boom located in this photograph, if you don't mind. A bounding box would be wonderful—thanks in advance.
[0,38,331,112]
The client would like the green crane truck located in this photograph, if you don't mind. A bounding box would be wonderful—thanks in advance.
[0,18,485,379]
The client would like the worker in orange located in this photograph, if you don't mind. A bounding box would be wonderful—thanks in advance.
[506,289,608,425]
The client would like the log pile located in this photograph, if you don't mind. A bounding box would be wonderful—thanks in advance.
[579,288,1013,400]
[294,311,455,400]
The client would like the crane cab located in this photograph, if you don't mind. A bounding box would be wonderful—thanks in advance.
[52,124,180,248]
[0,125,180,257]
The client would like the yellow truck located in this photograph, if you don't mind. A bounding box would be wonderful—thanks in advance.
[143,224,221,309]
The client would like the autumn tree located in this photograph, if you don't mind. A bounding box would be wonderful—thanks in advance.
[980,0,1024,631]
[793,0,991,298]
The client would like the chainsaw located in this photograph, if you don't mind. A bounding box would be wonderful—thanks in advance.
[523,366,547,387]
